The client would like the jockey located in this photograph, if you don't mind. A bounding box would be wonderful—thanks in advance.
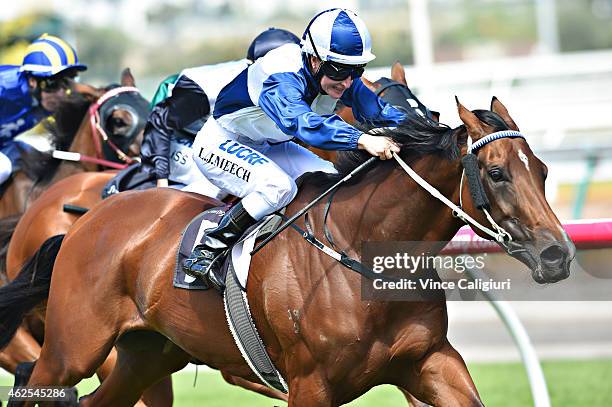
[139,28,301,194]
[183,8,405,286]
[246,27,301,63]
[0,34,86,185]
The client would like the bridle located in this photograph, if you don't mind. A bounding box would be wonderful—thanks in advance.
[393,129,527,248]
[88,86,142,167]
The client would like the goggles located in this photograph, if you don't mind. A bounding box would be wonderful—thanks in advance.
[320,61,365,81]
[37,73,76,92]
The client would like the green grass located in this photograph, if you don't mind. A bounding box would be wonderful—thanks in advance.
[1,359,611,406]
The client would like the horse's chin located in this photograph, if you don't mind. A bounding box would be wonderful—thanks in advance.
[506,241,572,284]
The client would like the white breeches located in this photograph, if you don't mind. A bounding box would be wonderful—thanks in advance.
[191,118,336,220]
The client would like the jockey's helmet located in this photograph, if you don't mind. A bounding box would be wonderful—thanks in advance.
[301,8,375,66]
[20,34,87,78]
[247,28,301,62]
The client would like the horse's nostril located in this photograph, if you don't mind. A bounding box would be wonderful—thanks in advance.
[541,245,566,265]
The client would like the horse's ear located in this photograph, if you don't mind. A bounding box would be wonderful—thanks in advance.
[390,61,407,86]
[72,82,104,100]
[360,75,377,93]
[430,110,440,122]
[490,96,519,131]
[456,96,486,139]
[121,68,136,87]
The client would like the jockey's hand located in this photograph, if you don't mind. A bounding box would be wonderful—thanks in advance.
[357,133,400,160]
[157,178,169,188]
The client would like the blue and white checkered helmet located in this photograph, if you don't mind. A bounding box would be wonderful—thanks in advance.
[20,34,87,78]
[302,8,375,66]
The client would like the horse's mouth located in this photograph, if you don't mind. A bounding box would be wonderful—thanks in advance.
[506,241,573,284]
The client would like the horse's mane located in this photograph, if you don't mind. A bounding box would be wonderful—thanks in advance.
[48,92,93,150]
[19,92,97,183]
[303,109,510,189]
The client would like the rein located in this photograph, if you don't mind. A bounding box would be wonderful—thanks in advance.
[88,86,140,166]
[51,150,135,170]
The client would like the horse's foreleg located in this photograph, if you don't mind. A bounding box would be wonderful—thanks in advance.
[397,387,430,406]
[140,376,174,407]
[399,340,483,407]
[287,372,334,407]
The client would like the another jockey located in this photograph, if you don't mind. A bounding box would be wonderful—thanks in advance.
[183,8,405,286]
[0,34,86,185]
[139,28,301,194]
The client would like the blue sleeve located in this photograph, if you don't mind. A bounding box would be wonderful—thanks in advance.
[340,78,406,126]
[258,72,361,150]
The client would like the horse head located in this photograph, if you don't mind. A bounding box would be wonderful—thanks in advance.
[456,97,575,283]
[362,62,440,122]
[94,68,150,161]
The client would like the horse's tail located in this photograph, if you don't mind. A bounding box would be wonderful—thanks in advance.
[0,214,22,285]
[0,235,64,349]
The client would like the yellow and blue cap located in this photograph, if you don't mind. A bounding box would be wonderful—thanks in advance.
[19,34,87,78]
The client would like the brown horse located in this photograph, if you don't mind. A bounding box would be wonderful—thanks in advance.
[0,69,150,372]
[0,97,574,406]
[0,67,429,405]
[0,69,147,220]
[0,70,149,370]
[0,72,152,398]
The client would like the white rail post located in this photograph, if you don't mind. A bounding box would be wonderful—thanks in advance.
[465,266,551,407]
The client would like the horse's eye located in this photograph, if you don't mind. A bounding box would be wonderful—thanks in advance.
[488,168,505,182]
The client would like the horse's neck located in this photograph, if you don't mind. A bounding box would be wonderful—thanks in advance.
[339,155,464,245]
[281,155,466,324]
[52,162,87,183]
[39,114,99,193]
[333,155,465,316]
[67,116,99,172]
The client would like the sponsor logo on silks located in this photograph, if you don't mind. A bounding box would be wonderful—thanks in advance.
[218,139,269,165]
[199,148,251,182]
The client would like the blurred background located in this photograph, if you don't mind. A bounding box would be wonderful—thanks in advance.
[1,0,611,406]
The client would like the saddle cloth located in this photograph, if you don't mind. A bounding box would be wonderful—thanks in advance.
[173,205,281,291]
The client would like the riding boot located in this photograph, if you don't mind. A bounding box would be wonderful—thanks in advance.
[183,201,256,289]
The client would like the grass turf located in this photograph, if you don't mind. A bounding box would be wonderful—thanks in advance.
[1,359,610,406]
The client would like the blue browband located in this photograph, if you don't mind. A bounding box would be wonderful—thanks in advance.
[468,130,525,154]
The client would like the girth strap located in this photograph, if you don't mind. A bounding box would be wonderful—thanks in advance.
[287,213,389,282]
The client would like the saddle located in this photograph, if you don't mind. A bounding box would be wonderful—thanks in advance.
[173,205,282,291]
